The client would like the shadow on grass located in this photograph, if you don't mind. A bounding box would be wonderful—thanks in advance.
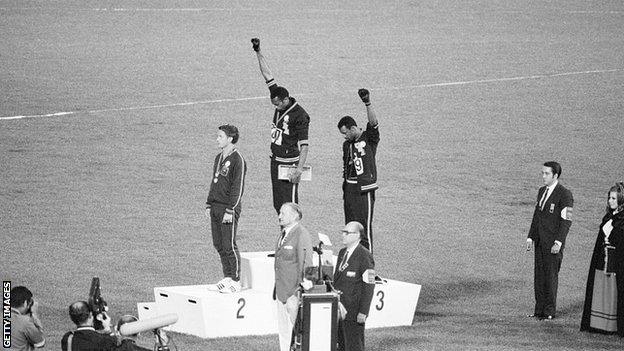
[418,277,525,306]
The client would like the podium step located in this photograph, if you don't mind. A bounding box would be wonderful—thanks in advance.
[140,252,421,338]
[154,285,277,338]
[366,279,421,328]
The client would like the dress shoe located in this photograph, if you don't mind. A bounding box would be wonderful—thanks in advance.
[541,315,554,321]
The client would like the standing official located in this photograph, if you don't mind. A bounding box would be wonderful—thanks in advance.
[526,161,573,320]
[205,124,247,294]
[334,221,376,351]
[338,89,379,253]
[251,38,310,214]
[273,202,314,351]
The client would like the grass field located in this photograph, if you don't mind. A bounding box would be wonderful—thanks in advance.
[2,1,624,350]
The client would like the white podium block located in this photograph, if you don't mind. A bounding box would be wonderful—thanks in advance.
[145,252,421,339]
[240,251,275,292]
[136,302,159,321]
[153,285,277,338]
[365,279,421,329]
[239,251,329,291]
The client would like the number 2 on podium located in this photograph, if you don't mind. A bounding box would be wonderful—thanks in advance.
[237,298,246,319]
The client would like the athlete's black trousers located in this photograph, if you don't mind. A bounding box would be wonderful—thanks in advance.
[270,159,299,214]
[209,203,241,281]
[343,182,375,253]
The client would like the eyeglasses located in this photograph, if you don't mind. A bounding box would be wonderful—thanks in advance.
[340,230,359,235]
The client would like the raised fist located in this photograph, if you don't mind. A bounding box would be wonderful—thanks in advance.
[251,38,260,52]
[358,88,370,104]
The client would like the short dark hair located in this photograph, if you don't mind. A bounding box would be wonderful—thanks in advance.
[270,86,289,100]
[69,301,92,326]
[10,286,33,307]
[543,161,562,178]
[607,182,624,214]
[219,124,239,144]
[337,116,357,130]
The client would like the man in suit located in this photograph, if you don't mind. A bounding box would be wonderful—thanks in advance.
[333,221,376,351]
[273,202,314,351]
[526,161,574,320]
[61,301,116,351]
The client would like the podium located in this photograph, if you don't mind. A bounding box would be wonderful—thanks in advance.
[139,251,421,339]
[153,285,276,338]
[366,279,421,328]
[301,292,339,351]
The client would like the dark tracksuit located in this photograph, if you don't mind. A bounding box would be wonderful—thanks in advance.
[343,122,379,253]
[206,149,246,281]
[267,79,310,214]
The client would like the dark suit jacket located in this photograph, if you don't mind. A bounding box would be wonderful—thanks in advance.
[333,244,375,321]
[61,328,117,351]
[528,183,574,248]
[274,222,314,303]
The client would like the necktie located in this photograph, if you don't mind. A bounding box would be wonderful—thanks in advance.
[278,229,286,246]
[339,250,350,271]
[539,188,549,210]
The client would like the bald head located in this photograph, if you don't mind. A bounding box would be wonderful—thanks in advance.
[345,221,363,234]
[342,221,363,247]
[69,301,92,326]
[279,202,302,228]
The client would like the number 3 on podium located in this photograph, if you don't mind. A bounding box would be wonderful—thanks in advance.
[375,290,385,311]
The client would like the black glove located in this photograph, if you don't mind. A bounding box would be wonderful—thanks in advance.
[251,38,260,52]
[358,88,370,105]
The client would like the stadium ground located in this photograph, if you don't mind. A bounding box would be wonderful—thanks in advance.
[1,1,624,350]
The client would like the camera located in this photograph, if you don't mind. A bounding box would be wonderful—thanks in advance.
[88,277,109,330]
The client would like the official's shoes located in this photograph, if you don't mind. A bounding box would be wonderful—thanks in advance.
[541,315,554,321]
[220,280,241,294]
[526,313,542,319]
[216,277,232,292]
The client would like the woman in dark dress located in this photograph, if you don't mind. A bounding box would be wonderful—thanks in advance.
[580,182,624,336]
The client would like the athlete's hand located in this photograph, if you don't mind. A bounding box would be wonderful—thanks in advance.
[550,241,561,254]
[358,88,370,105]
[526,238,532,251]
[222,212,233,224]
[251,38,260,52]
[356,313,367,324]
[289,167,303,184]
[205,208,210,218]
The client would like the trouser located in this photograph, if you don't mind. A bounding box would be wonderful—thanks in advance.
[337,319,365,351]
[271,159,299,214]
[343,182,375,253]
[210,204,241,281]
[533,242,563,316]
[276,295,299,351]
